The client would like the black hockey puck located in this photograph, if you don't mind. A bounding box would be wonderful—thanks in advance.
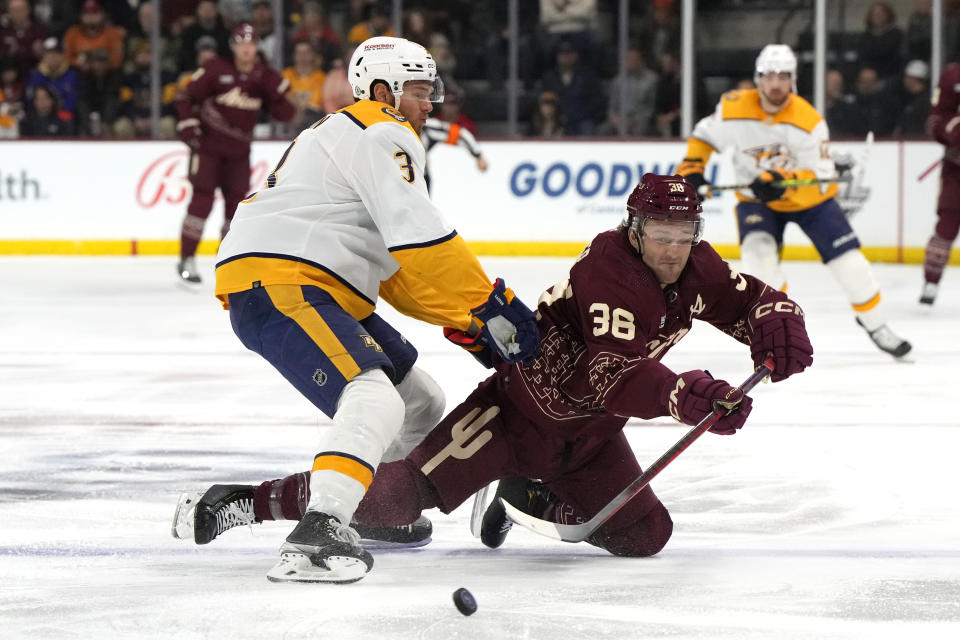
[452,587,477,616]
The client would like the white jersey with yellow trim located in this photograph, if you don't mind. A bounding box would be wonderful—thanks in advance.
[214,99,492,329]
[688,88,838,212]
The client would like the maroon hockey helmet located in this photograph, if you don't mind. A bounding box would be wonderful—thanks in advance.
[626,173,704,243]
[231,23,259,44]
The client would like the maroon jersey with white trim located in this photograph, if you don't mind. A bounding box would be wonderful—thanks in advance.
[927,62,960,152]
[500,229,787,441]
[175,56,294,155]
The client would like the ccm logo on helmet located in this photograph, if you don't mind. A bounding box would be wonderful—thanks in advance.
[753,301,804,319]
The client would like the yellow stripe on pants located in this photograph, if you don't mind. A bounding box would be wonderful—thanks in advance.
[265,285,362,381]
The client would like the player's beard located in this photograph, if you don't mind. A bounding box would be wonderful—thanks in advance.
[761,87,789,108]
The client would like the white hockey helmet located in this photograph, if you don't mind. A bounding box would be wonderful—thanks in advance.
[754,44,797,93]
[349,36,444,103]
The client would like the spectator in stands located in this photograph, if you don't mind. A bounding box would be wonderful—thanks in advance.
[114,42,177,139]
[527,90,566,137]
[634,0,680,69]
[178,0,230,72]
[905,0,933,64]
[403,8,433,48]
[653,50,681,137]
[430,32,457,80]
[539,0,601,70]
[479,1,538,85]
[217,0,251,30]
[825,69,859,138]
[26,37,80,117]
[347,1,393,47]
[850,65,898,137]
[541,39,605,136]
[125,1,177,74]
[29,0,76,38]
[250,1,280,67]
[435,87,477,136]
[858,2,903,81]
[290,1,342,72]
[895,59,930,136]
[321,46,356,115]
[63,0,126,72]
[19,83,74,137]
[177,35,219,89]
[283,40,326,132]
[0,59,25,136]
[0,0,50,77]
[76,47,121,137]
[600,43,658,137]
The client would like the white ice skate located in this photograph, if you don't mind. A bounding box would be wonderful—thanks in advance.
[177,256,203,288]
[919,282,938,306]
[856,318,912,359]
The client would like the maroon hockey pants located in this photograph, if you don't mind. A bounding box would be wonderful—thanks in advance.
[255,376,673,557]
[180,149,250,259]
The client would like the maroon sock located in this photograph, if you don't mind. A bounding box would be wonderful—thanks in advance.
[253,471,309,521]
[924,234,952,284]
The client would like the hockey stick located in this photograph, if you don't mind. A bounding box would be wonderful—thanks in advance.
[699,176,850,196]
[501,358,776,543]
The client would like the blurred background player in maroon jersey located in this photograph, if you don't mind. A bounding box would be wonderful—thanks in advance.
[171,174,814,561]
[921,62,960,306]
[173,22,294,286]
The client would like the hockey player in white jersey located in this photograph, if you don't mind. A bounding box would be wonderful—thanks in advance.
[189,36,539,584]
[677,44,911,359]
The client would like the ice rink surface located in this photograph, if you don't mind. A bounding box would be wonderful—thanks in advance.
[2,254,959,639]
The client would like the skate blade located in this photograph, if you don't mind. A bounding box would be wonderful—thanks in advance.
[266,552,369,584]
[359,536,431,550]
[170,491,201,540]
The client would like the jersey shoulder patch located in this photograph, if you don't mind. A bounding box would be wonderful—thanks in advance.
[340,100,415,133]
[720,89,764,121]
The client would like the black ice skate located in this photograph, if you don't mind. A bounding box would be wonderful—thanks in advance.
[856,318,912,358]
[171,484,257,544]
[177,256,202,286]
[919,282,938,306]
[352,515,433,549]
[267,511,373,584]
[480,477,555,549]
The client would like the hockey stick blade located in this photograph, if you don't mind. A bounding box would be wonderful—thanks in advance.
[502,359,775,543]
[469,483,492,538]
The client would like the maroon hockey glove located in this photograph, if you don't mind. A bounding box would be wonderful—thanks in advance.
[443,327,493,369]
[667,370,753,435]
[747,300,813,382]
[176,118,202,149]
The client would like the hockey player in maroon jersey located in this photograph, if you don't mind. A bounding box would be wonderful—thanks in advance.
[173,174,813,560]
[921,62,960,305]
[173,22,294,285]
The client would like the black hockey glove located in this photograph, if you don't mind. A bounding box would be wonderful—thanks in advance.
[683,172,711,201]
[749,170,788,203]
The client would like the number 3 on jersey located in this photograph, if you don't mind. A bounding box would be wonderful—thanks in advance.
[394,150,415,183]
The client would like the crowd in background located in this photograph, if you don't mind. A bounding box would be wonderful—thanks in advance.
[0,0,953,140]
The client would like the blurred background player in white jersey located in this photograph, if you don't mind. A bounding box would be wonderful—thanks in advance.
[677,44,911,359]
[177,36,539,584]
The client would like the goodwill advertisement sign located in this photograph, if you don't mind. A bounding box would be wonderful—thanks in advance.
[0,139,941,257]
